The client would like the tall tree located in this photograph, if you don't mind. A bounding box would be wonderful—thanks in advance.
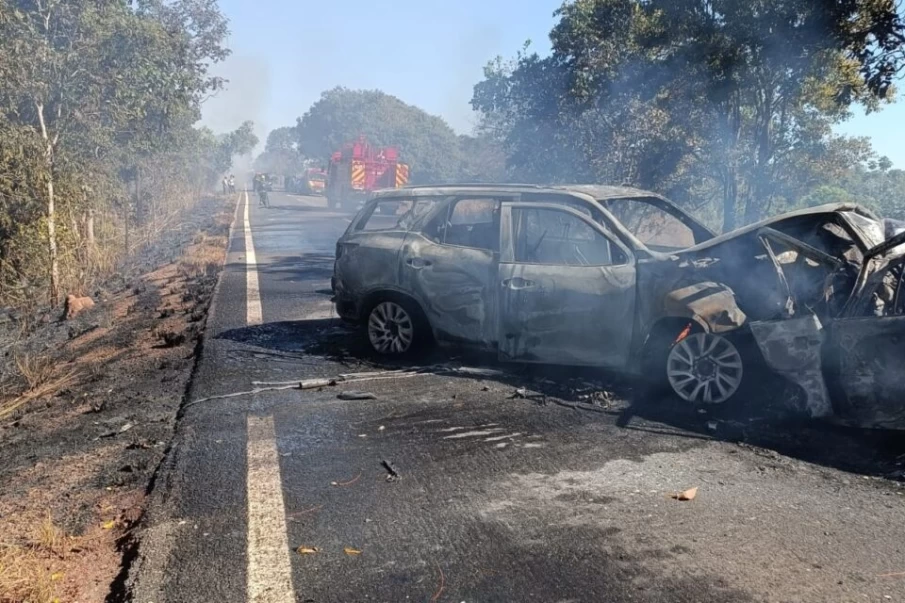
[0,0,230,305]
[254,126,302,175]
[296,88,463,184]
[0,0,230,306]
[474,0,905,231]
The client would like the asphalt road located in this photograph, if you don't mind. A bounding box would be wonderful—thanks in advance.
[128,189,905,603]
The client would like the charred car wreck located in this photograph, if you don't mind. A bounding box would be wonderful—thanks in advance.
[331,184,905,429]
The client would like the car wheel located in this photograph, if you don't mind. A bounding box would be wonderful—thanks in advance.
[666,332,744,405]
[367,300,420,355]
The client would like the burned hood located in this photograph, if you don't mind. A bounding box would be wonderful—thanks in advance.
[676,203,879,256]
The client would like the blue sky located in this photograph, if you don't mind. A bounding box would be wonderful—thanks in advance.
[202,0,905,167]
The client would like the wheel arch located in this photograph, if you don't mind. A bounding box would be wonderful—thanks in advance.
[360,289,431,327]
[659,281,747,335]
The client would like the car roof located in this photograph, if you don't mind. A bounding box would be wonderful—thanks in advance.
[368,183,720,253]
[371,183,658,199]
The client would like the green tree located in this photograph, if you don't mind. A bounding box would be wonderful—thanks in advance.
[254,126,303,176]
[0,0,230,306]
[295,88,463,184]
[474,0,905,231]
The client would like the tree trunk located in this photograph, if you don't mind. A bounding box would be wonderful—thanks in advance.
[136,165,143,226]
[722,167,738,233]
[124,197,130,257]
[36,101,60,306]
[745,93,773,225]
[720,95,742,233]
[46,175,60,306]
[86,209,96,249]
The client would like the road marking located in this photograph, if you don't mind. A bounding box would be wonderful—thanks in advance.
[246,415,295,603]
[244,190,263,325]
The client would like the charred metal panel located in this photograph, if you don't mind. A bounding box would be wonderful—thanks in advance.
[398,234,498,346]
[334,231,408,302]
[497,262,636,367]
[749,315,832,418]
[663,282,747,333]
[826,316,905,429]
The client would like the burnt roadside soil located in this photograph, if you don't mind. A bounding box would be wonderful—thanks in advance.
[0,195,234,603]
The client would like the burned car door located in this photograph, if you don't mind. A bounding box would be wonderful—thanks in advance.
[824,231,905,429]
[497,202,636,367]
[399,195,514,347]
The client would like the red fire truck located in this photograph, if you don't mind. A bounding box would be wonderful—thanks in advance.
[325,136,410,210]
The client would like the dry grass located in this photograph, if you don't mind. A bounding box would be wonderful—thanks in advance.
[33,515,66,558]
[0,358,80,421]
[14,353,56,392]
[0,545,57,603]
[0,515,69,603]
[178,233,227,279]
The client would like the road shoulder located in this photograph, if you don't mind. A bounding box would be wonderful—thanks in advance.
[0,196,235,603]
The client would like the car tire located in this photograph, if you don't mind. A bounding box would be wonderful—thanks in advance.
[365,298,428,357]
[664,332,746,406]
[640,324,751,408]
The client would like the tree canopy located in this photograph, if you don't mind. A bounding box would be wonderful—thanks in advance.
[295,88,464,184]
[0,0,242,307]
[473,0,905,231]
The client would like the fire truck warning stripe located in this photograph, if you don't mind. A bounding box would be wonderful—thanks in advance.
[396,165,409,187]
[351,162,366,186]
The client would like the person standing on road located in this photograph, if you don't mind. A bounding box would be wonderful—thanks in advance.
[228,174,236,194]
[222,176,228,195]
[254,173,269,207]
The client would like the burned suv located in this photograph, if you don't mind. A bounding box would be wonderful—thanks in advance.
[332,184,905,427]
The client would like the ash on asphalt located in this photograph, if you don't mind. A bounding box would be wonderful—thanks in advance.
[217,311,905,481]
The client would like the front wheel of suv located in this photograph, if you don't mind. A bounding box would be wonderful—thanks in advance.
[665,332,745,405]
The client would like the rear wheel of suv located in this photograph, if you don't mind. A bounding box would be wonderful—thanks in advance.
[366,299,425,356]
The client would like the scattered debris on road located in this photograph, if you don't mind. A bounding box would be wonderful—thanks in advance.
[331,471,362,487]
[338,390,377,400]
[382,459,401,481]
[671,487,699,501]
[344,547,362,556]
[296,546,319,555]
[430,562,446,603]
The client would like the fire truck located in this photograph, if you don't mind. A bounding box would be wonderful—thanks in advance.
[287,167,326,195]
[325,136,410,210]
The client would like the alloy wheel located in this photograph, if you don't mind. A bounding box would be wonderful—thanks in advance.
[667,332,744,404]
[368,301,415,354]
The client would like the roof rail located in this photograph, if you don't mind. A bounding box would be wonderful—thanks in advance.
[398,182,545,190]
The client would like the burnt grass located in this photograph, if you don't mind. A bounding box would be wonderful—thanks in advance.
[0,195,233,602]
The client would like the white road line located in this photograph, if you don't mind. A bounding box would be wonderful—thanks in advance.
[244,190,263,325]
[246,415,295,603]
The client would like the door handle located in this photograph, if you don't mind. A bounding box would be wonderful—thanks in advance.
[405,257,432,269]
[502,277,536,290]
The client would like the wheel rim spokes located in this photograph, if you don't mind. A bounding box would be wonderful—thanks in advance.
[667,333,743,404]
[368,302,414,354]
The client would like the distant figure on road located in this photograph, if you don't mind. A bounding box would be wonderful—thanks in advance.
[228,174,236,194]
[254,173,270,207]
[222,176,228,195]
